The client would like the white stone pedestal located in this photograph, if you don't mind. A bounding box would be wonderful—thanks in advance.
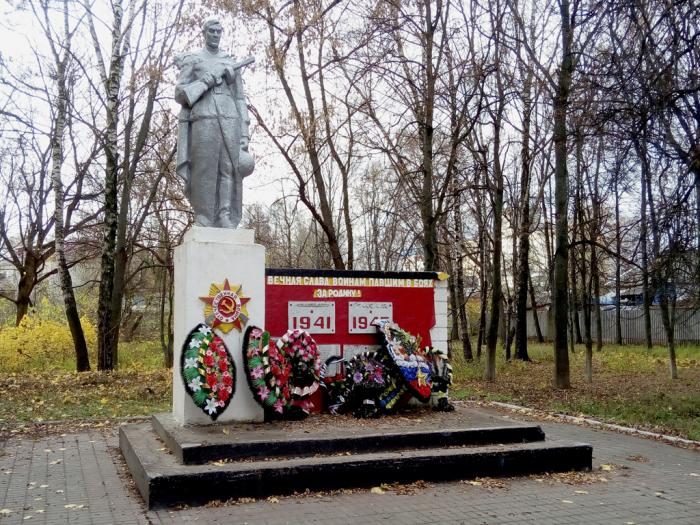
[173,227,265,425]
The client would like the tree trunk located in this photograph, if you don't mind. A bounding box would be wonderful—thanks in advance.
[658,293,678,379]
[569,244,583,344]
[575,136,592,382]
[159,256,174,368]
[591,140,603,352]
[636,136,653,351]
[528,274,544,342]
[419,0,438,271]
[48,3,90,371]
[477,268,487,361]
[567,290,575,355]
[446,251,460,342]
[95,0,126,371]
[552,0,572,388]
[514,24,534,361]
[504,301,515,361]
[614,177,623,345]
[456,257,474,361]
[453,184,473,361]
[592,251,603,352]
[476,170,487,360]
[644,153,678,379]
[15,252,38,326]
[485,112,504,381]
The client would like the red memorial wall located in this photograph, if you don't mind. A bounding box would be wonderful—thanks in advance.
[264,269,444,364]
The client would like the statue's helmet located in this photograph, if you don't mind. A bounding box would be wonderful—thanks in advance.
[238,150,255,178]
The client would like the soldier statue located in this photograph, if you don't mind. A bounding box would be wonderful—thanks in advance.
[175,18,255,228]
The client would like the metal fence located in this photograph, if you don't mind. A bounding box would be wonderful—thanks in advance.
[527,306,700,344]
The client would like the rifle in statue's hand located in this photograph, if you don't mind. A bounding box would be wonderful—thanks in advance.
[223,56,255,84]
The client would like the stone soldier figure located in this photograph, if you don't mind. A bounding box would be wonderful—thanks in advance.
[175,18,255,228]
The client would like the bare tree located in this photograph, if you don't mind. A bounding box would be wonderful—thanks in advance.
[34,0,91,371]
[241,0,358,270]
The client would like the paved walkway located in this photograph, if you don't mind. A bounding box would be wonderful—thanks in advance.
[1,407,698,524]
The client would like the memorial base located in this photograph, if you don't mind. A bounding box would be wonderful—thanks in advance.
[119,406,593,508]
[173,227,265,425]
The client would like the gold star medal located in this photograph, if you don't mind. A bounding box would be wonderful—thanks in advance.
[199,279,250,333]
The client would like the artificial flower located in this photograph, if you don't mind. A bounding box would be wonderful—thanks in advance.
[188,376,203,392]
[204,398,218,415]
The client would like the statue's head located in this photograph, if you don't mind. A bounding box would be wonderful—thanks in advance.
[203,17,223,51]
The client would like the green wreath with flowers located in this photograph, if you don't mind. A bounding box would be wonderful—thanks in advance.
[181,323,235,420]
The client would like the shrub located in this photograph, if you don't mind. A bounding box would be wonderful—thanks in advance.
[0,314,97,372]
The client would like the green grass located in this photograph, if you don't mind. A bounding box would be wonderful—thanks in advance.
[550,393,700,440]
[449,340,700,440]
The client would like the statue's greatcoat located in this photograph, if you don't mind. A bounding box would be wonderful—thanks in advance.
[175,48,250,227]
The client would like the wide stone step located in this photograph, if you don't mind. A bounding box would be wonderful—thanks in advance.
[121,422,592,509]
[152,412,546,464]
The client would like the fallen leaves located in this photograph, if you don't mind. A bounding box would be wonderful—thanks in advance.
[0,369,171,432]
[460,478,508,490]
[450,345,700,443]
[532,470,609,485]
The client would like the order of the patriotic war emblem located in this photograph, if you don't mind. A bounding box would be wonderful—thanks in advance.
[199,278,250,333]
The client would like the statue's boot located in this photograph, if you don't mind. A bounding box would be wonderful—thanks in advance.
[216,208,236,228]
[195,214,214,227]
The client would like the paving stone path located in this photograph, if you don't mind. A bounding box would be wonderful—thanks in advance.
[1,407,698,524]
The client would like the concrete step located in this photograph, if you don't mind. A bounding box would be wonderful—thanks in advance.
[121,422,592,509]
[152,412,547,464]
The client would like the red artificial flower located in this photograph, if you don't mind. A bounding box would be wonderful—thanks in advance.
[218,387,230,402]
[204,354,215,367]
[222,374,233,386]
[206,373,218,388]
[218,359,228,372]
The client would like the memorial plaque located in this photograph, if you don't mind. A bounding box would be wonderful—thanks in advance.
[288,301,335,333]
[348,302,392,334]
